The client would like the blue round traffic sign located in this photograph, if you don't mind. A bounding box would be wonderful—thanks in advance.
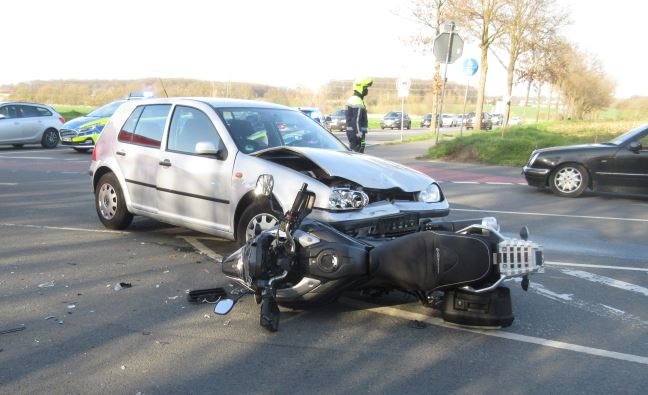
[463,58,478,76]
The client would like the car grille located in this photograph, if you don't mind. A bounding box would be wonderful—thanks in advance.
[363,187,416,203]
[59,129,78,138]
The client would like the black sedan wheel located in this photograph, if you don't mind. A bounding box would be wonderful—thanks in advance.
[550,164,589,197]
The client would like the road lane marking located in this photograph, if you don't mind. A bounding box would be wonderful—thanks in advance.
[178,236,224,262]
[558,268,648,296]
[340,297,648,365]
[0,156,55,160]
[451,181,479,184]
[0,223,127,234]
[453,208,648,223]
[544,261,648,272]
[0,183,18,186]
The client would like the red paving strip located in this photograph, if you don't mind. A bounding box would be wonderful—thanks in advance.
[408,164,526,184]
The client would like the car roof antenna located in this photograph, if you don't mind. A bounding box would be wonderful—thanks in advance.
[158,78,169,98]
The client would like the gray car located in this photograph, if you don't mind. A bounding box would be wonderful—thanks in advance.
[0,102,64,148]
[90,97,449,244]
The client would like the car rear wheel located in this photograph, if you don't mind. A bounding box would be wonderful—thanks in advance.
[550,164,588,197]
[95,173,133,229]
[41,128,59,148]
[236,200,281,246]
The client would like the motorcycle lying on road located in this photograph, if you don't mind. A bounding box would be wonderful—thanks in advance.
[209,175,544,332]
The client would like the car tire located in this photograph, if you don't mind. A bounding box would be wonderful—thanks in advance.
[41,128,60,148]
[236,200,281,246]
[73,148,90,153]
[549,164,589,198]
[95,173,134,229]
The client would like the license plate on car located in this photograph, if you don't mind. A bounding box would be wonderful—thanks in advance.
[62,138,71,142]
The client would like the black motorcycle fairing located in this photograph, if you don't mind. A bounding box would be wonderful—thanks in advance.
[368,231,493,292]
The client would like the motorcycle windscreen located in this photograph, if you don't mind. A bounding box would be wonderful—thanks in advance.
[369,231,493,292]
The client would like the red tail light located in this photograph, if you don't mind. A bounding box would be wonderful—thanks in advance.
[92,142,98,161]
[59,116,65,123]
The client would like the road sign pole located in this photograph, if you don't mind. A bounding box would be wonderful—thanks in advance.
[400,96,404,142]
[436,22,455,144]
[460,77,469,136]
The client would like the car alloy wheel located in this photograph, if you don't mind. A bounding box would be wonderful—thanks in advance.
[236,200,281,245]
[41,129,59,148]
[245,212,279,241]
[95,173,133,229]
[550,164,588,197]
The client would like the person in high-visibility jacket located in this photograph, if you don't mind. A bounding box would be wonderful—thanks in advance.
[345,77,373,152]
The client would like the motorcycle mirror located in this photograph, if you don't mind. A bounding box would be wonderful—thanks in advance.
[255,174,274,196]
[519,226,529,241]
[214,298,236,315]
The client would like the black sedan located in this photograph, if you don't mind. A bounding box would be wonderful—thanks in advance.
[522,124,648,197]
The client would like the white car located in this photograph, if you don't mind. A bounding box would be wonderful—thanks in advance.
[90,98,449,243]
[440,114,457,127]
[0,102,64,148]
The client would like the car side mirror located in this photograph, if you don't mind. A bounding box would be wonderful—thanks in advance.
[629,141,642,153]
[195,141,227,160]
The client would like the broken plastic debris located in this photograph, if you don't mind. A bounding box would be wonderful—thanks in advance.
[167,296,179,300]
[44,316,57,320]
[67,304,76,309]
[114,282,132,291]
[203,314,210,319]
[120,365,126,370]
[163,270,170,274]
[155,284,160,288]
[38,281,55,288]
[0,326,26,335]
[223,320,231,326]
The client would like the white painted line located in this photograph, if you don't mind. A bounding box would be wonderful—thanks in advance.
[558,268,648,297]
[178,236,224,262]
[545,261,648,273]
[0,223,127,234]
[0,156,54,160]
[0,183,18,186]
[452,181,479,184]
[453,208,648,223]
[340,297,648,365]
[486,182,513,185]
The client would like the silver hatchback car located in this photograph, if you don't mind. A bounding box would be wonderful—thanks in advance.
[90,98,449,244]
[0,102,64,148]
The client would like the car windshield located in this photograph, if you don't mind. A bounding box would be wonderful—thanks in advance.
[332,109,346,116]
[385,112,399,118]
[87,100,125,118]
[217,107,347,154]
[608,125,648,145]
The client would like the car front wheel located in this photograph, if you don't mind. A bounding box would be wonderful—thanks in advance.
[550,164,589,197]
[41,128,59,148]
[95,173,133,229]
[236,200,281,246]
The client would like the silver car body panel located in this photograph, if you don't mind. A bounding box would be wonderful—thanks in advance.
[90,97,448,241]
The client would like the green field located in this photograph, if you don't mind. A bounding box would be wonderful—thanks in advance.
[54,105,92,122]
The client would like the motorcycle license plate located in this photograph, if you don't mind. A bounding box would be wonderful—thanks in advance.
[375,213,419,235]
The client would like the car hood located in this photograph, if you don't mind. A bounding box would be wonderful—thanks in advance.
[62,116,102,130]
[254,147,434,191]
[535,143,611,155]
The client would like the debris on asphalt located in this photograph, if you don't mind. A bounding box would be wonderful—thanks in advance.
[45,316,57,320]
[167,296,179,300]
[121,365,126,370]
[67,304,76,309]
[408,320,427,329]
[114,282,132,291]
[38,281,55,288]
[223,320,231,326]
[142,331,151,336]
[0,325,26,335]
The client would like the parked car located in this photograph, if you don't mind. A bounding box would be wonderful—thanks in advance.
[440,114,457,127]
[509,116,522,125]
[490,113,503,126]
[380,111,411,129]
[324,109,347,132]
[90,98,449,244]
[465,112,493,130]
[522,124,648,197]
[0,102,64,148]
[420,113,433,128]
[296,107,324,124]
[59,93,152,153]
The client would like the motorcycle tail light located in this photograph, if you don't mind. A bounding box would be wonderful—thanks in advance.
[495,239,544,277]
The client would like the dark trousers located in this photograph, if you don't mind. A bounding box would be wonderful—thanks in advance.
[346,130,365,153]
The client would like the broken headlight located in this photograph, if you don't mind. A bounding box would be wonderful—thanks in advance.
[328,187,369,210]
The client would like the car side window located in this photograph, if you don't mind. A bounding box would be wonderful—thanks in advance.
[34,107,52,117]
[168,106,222,154]
[118,105,170,148]
[18,105,40,118]
[639,135,648,151]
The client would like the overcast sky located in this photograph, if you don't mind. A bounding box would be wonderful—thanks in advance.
[1,0,645,98]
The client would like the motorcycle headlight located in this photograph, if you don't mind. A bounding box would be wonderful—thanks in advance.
[328,188,369,210]
[417,183,442,203]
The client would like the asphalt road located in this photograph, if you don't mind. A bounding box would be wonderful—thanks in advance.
[1,142,647,394]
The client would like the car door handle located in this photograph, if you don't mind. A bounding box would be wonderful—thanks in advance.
[159,159,171,167]
[116,150,126,156]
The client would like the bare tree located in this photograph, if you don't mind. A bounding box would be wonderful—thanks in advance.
[446,0,508,130]
[496,0,569,131]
